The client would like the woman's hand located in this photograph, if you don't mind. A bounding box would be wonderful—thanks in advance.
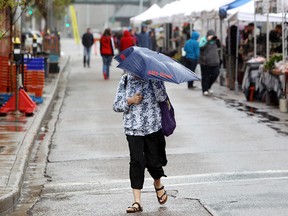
[127,92,143,105]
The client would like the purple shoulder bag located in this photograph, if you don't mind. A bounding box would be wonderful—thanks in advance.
[159,97,176,136]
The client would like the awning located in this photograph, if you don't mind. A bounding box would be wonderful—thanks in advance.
[219,0,252,18]
[130,4,161,24]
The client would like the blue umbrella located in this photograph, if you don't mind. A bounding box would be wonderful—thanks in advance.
[114,46,200,84]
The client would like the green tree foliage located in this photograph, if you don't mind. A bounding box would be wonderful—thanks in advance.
[0,0,26,10]
[0,0,17,10]
[30,0,71,31]
[54,0,71,20]
[0,0,27,39]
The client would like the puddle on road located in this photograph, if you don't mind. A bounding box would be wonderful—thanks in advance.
[224,99,288,136]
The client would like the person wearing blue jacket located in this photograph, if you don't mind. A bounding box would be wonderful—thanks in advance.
[137,24,151,49]
[184,31,200,88]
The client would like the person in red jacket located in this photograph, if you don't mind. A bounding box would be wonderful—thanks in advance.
[100,28,114,80]
[120,30,135,52]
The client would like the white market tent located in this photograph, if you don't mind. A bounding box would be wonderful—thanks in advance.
[149,0,238,36]
[151,1,183,25]
[150,0,234,25]
[130,4,161,25]
[221,0,288,94]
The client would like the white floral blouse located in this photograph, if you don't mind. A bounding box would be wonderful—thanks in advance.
[113,74,167,136]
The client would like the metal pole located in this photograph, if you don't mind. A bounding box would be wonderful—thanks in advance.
[228,20,232,90]
[13,5,22,115]
[235,21,240,95]
[254,1,257,58]
[86,4,90,27]
[282,0,285,61]
[15,60,20,114]
[49,0,54,30]
[219,18,225,86]
[266,12,269,60]
[139,0,143,14]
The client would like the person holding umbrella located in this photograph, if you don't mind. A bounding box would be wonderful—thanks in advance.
[199,29,220,96]
[113,73,169,213]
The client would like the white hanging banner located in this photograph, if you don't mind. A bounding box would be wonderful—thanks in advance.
[255,0,280,14]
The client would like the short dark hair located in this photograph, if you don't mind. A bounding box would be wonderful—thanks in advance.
[275,24,282,30]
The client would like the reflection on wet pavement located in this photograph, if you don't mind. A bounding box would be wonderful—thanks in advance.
[225,99,288,136]
[0,114,27,143]
[0,114,28,166]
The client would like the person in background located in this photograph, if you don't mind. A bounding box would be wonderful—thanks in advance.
[113,73,168,213]
[269,24,282,53]
[242,23,256,57]
[113,30,122,52]
[156,29,165,53]
[149,28,157,51]
[172,26,181,51]
[183,30,200,89]
[81,28,94,68]
[129,27,138,45]
[199,29,220,96]
[100,28,114,80]
[21,33,27,50]
[137,24,151,49]
[120,30,135,52]
[225,25,238,90]
[269,24,282,43]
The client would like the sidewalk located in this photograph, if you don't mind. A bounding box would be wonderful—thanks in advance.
[0,53,69,215]
[0,38,287,214]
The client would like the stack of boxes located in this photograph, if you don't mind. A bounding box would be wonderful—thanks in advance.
[0,56,45,107]
[24,58,45,99]
[0,56,10,93]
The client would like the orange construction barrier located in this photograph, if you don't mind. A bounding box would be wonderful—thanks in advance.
[0,88,37,115]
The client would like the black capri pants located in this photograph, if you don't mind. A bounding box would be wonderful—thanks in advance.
[126,130,167,189]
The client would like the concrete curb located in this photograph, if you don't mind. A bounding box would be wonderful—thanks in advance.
[0,56,70,215]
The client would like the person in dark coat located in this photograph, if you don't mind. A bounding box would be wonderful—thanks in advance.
[82,28,94,68]
[199,29,220,96]
[225,25,238,90]
[149,28,157,51]
[120,30,135,52]
[137,24,151,49]
[184,31,200,89]
[100,28,114,80]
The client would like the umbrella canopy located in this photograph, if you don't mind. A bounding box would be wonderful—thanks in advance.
[114,46,200,84]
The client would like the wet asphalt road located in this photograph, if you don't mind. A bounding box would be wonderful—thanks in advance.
[11,39,288,216]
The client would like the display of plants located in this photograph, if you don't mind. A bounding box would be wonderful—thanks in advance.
[263,54,283,71]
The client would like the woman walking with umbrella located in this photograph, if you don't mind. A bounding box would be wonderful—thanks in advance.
[113,73,169,213]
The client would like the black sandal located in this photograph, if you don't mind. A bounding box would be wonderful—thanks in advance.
[154,185,168,205]
[126,202,143,213]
